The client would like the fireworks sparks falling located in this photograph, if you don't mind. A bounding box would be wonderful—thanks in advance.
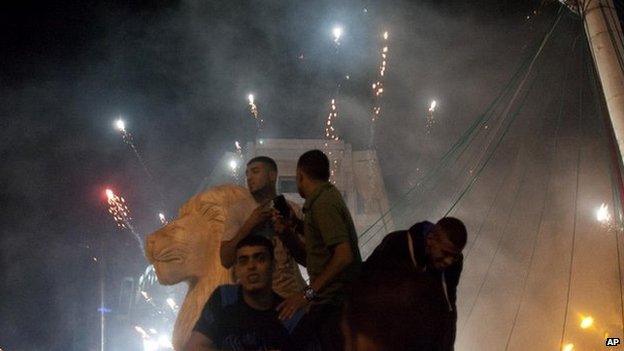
[325,99,339,141]
[371,31,389,123]
[561,343,574,351]
[247,94,264,134]
[323,99,340,183]
[112,117,166,210]
[426,99,438,133]
[105,189,144,251]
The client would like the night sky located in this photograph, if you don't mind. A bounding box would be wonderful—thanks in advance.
[1,0,599,349]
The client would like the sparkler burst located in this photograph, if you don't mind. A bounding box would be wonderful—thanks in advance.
[561,343,574,351]
[105,188,143,251]
[579,315,594,329]
[247,94,264,134]
[426,99,438,133]
[596,203,610,223]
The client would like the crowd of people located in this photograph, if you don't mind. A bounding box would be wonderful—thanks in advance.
[184,150,467,351]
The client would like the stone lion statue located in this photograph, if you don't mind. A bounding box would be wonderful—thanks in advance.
[145,184,256,350]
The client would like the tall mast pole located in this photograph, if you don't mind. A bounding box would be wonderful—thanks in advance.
[563,0,624,164]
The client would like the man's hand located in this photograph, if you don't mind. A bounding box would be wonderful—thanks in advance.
[276,293,309,320]
[245,204,273,229]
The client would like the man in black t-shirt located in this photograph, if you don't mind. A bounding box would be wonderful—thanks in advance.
[185,235,305,351]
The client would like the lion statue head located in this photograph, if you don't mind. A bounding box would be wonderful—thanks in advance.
[145,184,256,350]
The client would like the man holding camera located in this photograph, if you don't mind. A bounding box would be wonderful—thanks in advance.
[220,156,305,298]
[273,150,362,351]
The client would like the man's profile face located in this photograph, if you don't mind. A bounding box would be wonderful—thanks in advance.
[246,161,275,195]
[296,168,305,199]
[234,245,273,293]
[425,226,461,270]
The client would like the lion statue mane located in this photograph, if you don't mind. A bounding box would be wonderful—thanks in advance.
[145,184,256,350]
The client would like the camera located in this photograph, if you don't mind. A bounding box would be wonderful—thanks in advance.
[272,195,290,218]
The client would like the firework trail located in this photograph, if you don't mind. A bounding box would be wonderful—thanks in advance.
[426,100,437,133]
[323,99,341,183]
[247,94,264,137]
[371,31,389,124]
[113,118,167,215]
[368,31,390,188]
[228,141,244,184]
[106,189,144,251]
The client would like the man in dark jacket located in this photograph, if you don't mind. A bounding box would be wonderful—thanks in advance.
[362,217,467,351]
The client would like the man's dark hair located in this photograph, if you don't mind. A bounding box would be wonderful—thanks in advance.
[437,217,467,250]
[235,235,274,260]
[297,150,330,181]
[247,156,278,173]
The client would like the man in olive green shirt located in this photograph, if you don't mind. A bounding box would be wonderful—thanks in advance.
[273,149,362,351]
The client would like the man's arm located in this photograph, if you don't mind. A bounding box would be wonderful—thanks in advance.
[184,331,219,351]
[220,206,272,268]
[273,208,307,266]
[309,241,353,293]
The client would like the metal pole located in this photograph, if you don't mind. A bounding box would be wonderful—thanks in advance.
[580,0,624,165]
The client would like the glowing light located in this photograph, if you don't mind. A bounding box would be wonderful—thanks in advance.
[332,26,343,44]
[229,159,238,171]
[429,100,438,112]
[134,326,150,339]
[143,339,158,351]
[562,343,574,351]
[371,31,389,122]
[149,328,157,334]
[597,203,611,223]
[158,335,173,348]
[426,100,438,133]
[141,291,150,300]
[158,213,167,225]
[105,189,131,229]
[580,315,594,329]
[166,297,178,310]
[114,119,126,132]
[247,94,263,131]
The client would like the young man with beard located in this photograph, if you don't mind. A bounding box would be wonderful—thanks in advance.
[220,156,305,298]
[362,217,467,351]
[273,149,362,351]
[185,235,305,351]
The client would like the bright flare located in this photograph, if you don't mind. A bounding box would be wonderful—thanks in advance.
[580,315,594,329]
[429,100,438,112]
[134,326,149,339]
[562,343,574,351]
[229,159,238,171]
[114,119,126,132]
[332,26,343,43]
[597,203,611,222]
[158,213,167,225]
[248,94,254,104]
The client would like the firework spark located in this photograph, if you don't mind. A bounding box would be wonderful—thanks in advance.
[105,189,143,251]
[113,117,166,209]
[371,31,389,123]
[332,26,343,45]
[247,94,264,134]
[596,203,611,223]
[323,99,340,183]
[158,213,168,225]
[426,99,438,133]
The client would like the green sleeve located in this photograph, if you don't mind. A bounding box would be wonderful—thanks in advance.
[312,198,350,247]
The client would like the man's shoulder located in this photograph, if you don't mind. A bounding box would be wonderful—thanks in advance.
[212,284,240,307]
[312,185,345,209]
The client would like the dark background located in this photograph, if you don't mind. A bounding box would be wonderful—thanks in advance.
[1,0,612,350]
